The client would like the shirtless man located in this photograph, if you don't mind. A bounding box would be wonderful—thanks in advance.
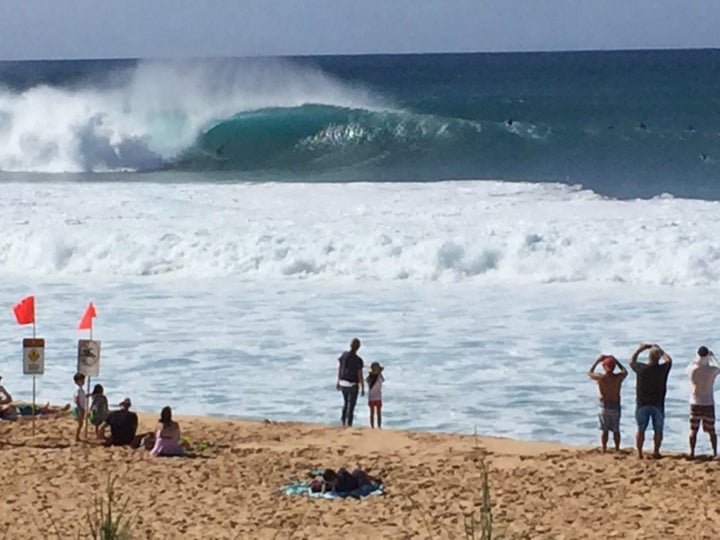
[588,355,628,452]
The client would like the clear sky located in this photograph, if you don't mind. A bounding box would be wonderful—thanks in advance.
[1,0,719,60]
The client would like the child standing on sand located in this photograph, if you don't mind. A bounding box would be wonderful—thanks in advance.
[72,372,87,442]
[367,362,384,429]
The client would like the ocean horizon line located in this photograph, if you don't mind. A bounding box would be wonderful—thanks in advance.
[2,45,719,63]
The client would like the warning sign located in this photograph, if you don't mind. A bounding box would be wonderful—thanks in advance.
[77,339,101,377]
[23,338,45,375]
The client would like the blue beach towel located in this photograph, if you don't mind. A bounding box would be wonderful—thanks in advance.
[280,480,383,499]
[280,470,384,499]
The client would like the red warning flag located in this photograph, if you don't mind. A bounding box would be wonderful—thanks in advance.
[77,302,96,330]
[12,295,35,325]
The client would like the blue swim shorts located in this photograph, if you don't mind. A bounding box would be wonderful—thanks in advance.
[635,405,664,433]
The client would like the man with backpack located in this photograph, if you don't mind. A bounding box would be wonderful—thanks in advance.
[336,338,365,427]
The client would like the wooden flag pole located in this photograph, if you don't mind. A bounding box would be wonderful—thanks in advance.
[32,320,36,436]
[84,376,91,440]
[83,322,94,441]
[85,319,92,441]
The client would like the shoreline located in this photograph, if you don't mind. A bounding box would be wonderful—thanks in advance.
[2,411,718,539]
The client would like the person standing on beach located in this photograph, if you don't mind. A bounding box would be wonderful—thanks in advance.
[588,354,628,452]
[336,338,364,427]
[686,346,720,458]
[72,373,87,442]
[367,362,385,429]
[629,343,672,459]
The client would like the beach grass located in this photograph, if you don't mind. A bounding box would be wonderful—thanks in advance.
[85,475,135,540]
[463,457,493,540]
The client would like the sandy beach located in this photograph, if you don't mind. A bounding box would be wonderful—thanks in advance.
[0,411,718,539]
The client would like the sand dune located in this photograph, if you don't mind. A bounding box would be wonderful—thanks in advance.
[0,412,718,539]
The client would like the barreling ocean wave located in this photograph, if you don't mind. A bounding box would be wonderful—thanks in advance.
[175,104,488,172]
[0,58,388,174]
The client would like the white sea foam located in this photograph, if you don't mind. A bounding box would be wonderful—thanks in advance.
[0,179,718,452]
[1,180,719,286]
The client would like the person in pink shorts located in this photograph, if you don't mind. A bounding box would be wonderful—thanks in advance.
[366,362,385,429]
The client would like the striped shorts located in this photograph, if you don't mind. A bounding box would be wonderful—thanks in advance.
[689,404,715,433]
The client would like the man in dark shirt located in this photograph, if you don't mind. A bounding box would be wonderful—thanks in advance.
[336,338,365,427]
[100,397,139,446]
[629,343,672,459]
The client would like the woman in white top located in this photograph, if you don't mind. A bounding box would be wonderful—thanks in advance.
[366,362,385,429]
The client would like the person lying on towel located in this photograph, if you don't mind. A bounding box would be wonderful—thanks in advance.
[310,468,379,494]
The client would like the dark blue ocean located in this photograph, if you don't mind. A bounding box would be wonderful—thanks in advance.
[0,49,719,198]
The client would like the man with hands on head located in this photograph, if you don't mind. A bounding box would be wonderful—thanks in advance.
[588,354,628,452]
[686,346,720,459]
[629,342,672,459]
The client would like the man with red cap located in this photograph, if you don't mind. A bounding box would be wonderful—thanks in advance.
[588,354,628,452]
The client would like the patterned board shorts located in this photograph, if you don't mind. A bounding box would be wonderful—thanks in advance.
[689,404,716,433]
[598,401,621,433]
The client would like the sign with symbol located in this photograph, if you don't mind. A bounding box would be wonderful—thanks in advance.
[23,338,45,375]
[77,339,101,377]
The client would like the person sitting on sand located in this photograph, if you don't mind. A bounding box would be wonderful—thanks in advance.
[588,354,628,452]
[310,467,379,494]
[629,343,672,459]
[0,373,16,420]
[686,346,720,458]
[89,384,109,438]
[150,406,184,457]
[99,397,138,446]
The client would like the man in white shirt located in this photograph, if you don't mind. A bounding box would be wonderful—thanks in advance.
[686,346,720,458]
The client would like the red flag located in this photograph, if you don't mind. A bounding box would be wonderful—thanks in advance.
[12,295,35,325]
[77,302,96,330]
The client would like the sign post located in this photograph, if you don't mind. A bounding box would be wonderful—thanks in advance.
[23,338,45,435]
